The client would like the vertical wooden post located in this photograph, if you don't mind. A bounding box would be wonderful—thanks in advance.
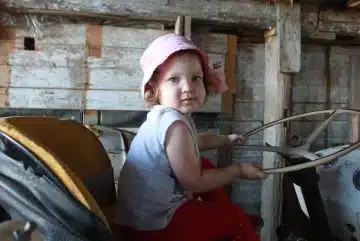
[0,27,15,108]
[174,16,185,36]
[184,16,192,40]
[84,24,103,121]
[221,35,237,116]
[261,2,301,241]
[349,56,360,143]
[175,16,191,40]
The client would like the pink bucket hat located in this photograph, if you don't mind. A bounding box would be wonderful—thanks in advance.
[140,33,228,96]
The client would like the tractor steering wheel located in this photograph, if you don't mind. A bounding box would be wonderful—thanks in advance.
[234,109,360,174]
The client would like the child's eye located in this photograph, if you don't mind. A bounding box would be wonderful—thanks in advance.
[168,77,179,83]
[192,76,202,82]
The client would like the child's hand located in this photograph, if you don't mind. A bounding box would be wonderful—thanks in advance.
[234,163,268,180]
[228,134,245,145]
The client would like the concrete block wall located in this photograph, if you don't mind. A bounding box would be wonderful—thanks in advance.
[291,45,355,152]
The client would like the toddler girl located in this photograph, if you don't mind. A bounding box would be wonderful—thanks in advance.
[115,33,267,241]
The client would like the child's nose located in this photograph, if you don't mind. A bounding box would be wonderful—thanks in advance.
[182,79,193,92]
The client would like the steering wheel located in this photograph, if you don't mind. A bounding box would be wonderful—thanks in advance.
[234,109,360,174]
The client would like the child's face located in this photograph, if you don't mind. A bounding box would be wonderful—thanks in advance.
[155,52,206,114]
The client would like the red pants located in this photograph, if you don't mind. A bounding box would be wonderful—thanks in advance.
[122,157,261,241]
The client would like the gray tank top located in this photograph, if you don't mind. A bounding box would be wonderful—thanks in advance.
[114,105,200,230]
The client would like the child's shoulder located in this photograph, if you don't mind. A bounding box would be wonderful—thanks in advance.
[148,105,187,123]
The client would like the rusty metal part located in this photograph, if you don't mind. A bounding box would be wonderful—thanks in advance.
[234,109,360,174]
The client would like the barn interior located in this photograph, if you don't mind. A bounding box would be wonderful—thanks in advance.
[1,0,360,240]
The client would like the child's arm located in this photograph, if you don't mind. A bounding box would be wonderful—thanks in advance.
[166,121,266,193]
[198,133,244,151]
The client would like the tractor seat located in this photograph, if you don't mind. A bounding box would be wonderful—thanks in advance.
[0,116,117,241]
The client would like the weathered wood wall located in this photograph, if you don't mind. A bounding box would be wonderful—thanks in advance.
[5,0,360,37]
[0,23,228,112]
[0,22,229,192]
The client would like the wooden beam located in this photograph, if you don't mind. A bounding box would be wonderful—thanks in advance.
[184,16,191,40]
[221,35,237,116]
[174,15,191,40]
[5,1,360,36]
[278,2,301,73]
[261,3,297,240]
[86,24,103,58]
[349,56,360,143]
[174,16,184,35]
[6,0,275,30]
[262,28,287,241]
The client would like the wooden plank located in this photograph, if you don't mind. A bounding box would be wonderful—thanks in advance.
[184,16,192,41]
[225,35,237,93]
[221,91,233,116]
[15,24,87,45]
[308,31,336,41]
[98,52,224,69]
[2,42,225,88]
[319,10,360,23]
[6,45,87,67]
[174,16,185,35]
[86,24,103,58]
[6,1,360,36]
[0,25,226,113]
[349,56,360,143]
[318,21,360,36]
[260,3,292,240]
[192,33,227,54]
[174,16,191,40]
[0,88,221,112]
[102,26,169,48]
[221,35,237,116]
[4,44,225,68]
[278,2,301,73]
[301,10,360,37]
[6,0,276,30]
[0,28,15,109]
[1,53,225,90]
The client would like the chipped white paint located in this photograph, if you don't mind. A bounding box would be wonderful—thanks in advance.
[15,24,87,45]
[7,88,83,109]
[8,46,87,67]
[88,68,143,90]
[0,24,226,112]
[4,88,221,112]
[192,33,228,54]
[9,66,86,88]
[102,26,170,48]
